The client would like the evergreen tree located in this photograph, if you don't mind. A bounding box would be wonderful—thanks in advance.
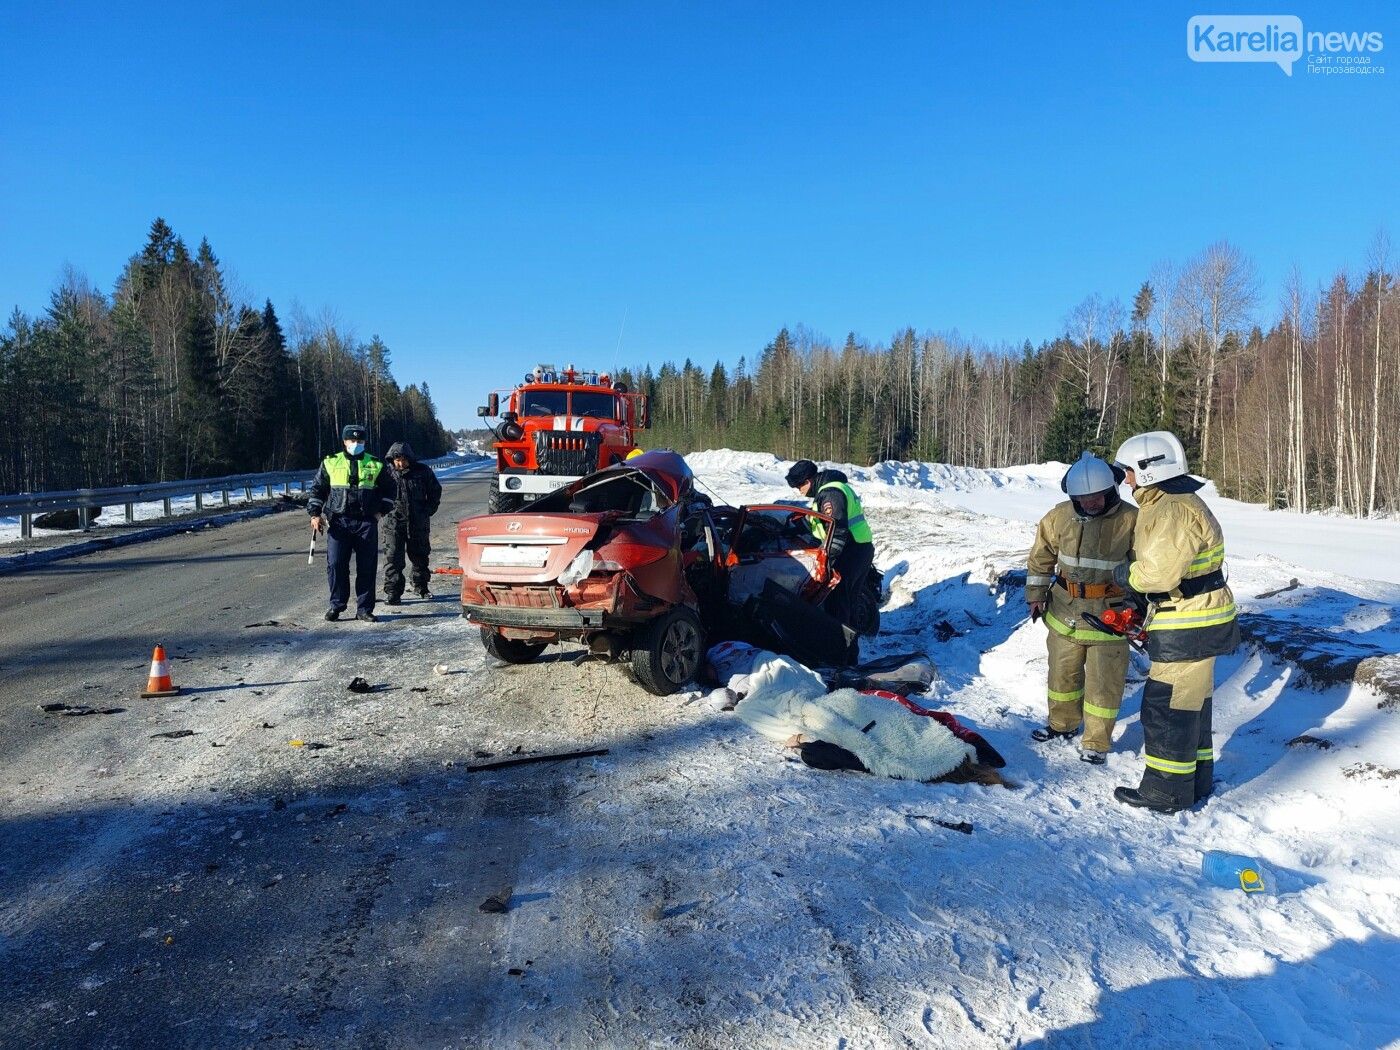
[1042,379,1098,463]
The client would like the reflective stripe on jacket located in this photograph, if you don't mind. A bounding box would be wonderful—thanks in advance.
[810,481,873,544]
[1027,499,1137,646]
[1127,485,1240,662]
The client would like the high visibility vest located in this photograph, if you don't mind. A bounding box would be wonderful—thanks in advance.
[323,452,384,490]
[809,481,873,544]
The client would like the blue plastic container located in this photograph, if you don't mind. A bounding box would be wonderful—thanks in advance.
[1202,850,1266,893]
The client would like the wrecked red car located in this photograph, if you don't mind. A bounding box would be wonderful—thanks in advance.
[457,450,868,694]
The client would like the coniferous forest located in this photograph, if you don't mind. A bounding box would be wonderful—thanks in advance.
[0,218,451,493]
[625,237,1400,517]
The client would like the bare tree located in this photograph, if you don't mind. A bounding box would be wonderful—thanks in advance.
[1177,242,1258,466]
[1367,230,1392,516]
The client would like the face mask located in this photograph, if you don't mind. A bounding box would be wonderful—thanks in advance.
[347,442,365,456]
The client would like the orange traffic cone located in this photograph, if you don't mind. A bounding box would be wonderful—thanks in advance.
[140,644,181,698]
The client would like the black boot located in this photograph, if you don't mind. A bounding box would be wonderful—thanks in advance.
[1113,786,1185,814]
[1031,725,1080,743]
[1079,749,1107,765]
[414,586,430,599]
[325,608,341,622]
[385,594,402,606]
[355,610,377,623]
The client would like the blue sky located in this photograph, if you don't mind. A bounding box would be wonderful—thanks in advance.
[2,2,1397,427]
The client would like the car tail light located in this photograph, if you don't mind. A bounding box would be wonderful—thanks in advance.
[594,542,668,569]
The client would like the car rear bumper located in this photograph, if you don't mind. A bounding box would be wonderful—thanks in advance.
[463,602,606,629]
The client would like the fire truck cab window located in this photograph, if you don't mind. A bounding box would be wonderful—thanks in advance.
[571,392,618,418]
[521,390,568,416]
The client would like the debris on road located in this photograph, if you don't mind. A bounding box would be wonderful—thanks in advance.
[347,676,373,693]
[38,702,125,716]
[150,729,195,739]
[479,888,513,913]
[434,663,450,675]
[466,748,610,772]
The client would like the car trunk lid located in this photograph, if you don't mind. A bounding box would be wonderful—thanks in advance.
[458,512,611,585]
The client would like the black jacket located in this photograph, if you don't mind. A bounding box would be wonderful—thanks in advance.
[384,441,442,536]
[308,451,397,521]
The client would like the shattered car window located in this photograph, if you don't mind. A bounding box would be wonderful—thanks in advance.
[735,508,820,554]
[534,469,668,519]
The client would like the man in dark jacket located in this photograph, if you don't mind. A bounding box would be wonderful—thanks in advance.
[786,460,876,655]
[308,424,397,622]
[381,441,443,604]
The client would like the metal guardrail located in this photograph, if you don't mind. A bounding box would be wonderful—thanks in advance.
[0,454,489,539]
[0,471,316,538]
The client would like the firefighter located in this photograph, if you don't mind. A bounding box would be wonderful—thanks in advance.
[381,441,442,605]
[785,460,875,656]
[308,424,396,622]
[1111,431,1240,813]
[1025,452,1137,764]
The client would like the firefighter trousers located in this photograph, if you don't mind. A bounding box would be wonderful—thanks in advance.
[1137,657,1215,808]
[1046,629,1129,753]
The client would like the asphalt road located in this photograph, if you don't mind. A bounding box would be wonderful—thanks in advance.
[0,465,591,1047]
[2,463,881,1049]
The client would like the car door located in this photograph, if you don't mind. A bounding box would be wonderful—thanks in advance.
[721,504,836,606]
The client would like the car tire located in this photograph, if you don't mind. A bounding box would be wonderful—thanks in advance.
[480,628,545,664]
[487,482,523,514]
[630,607,704,696]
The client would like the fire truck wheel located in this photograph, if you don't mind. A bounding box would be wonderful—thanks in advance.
[487,484,524,514]
[480,628,546,664]
[630,607,704,696]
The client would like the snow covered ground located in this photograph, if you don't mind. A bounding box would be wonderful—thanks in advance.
[6,449,1396,1046]
[591,449,1400,1047]
[0,453,492,546]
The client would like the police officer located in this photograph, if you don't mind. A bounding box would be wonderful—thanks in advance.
[381,441,442,605]
[1026,452,1137,764]
[308,424,396,622]
[1111,431,1240,813]
[785,460,875,658]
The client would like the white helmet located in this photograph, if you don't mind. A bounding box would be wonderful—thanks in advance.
[1062,451,1119,496]
[1114,431,1188,487]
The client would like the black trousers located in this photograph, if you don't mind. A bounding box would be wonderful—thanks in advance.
[824,541,875,629]
[326,516,378,614]
[383,523,431,598]
[1138,670,1215,808]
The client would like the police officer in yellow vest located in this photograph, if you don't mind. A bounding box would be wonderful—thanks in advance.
[1111,431,1240,814]
[785,460,875,659]
[1026,452,1137,764]
[309,424,397,623]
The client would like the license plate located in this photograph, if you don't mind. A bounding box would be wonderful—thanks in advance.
[481,545,551,568]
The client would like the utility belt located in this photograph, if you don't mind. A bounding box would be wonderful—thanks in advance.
[1054,576,1123,600]
[1145,568,1226,603]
